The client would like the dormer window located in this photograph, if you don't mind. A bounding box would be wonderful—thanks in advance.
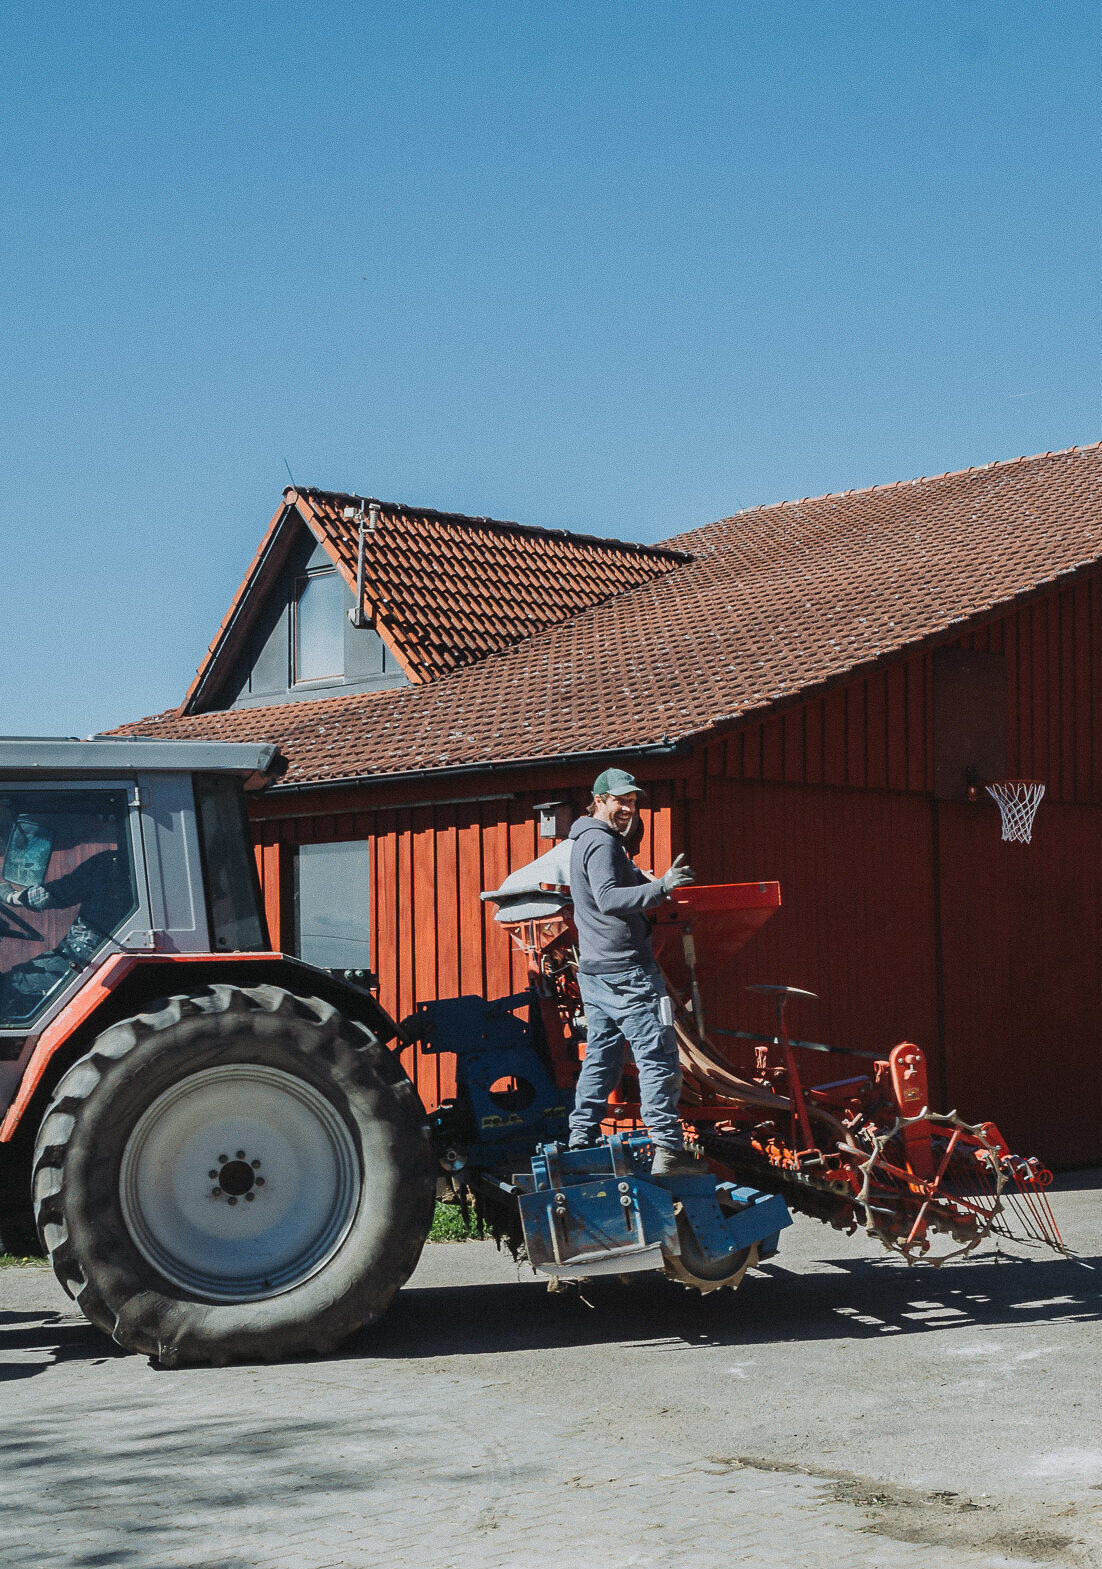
[293,570,346,685]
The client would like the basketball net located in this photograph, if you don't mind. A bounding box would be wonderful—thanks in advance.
[985,780,1045,844]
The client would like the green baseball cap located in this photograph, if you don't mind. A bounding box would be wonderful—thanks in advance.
[593,767,646,797]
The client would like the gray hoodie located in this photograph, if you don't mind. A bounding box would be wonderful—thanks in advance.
[567,816,668,973]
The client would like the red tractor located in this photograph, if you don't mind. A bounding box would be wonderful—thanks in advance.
[0,738,435,1366]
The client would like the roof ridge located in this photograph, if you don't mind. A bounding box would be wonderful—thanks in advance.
[672,440,1102,537]
[292,486,689,562]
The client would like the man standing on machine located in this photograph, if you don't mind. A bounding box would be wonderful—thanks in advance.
[566,767,697,1175]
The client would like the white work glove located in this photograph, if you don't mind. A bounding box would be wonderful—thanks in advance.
[659,853,694,895]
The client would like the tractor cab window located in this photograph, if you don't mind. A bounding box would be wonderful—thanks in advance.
[0,789,138,1030]
[193,774,268,952]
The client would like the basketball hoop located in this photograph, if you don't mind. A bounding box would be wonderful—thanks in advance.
[985,780,1045,844]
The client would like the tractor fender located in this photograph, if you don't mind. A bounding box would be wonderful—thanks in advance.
[1,951,404,1147]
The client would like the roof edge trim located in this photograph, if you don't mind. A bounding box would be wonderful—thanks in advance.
[182,500,300,715]
[267,738,692,793]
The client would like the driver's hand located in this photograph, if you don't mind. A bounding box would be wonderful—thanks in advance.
[23,885,50,910]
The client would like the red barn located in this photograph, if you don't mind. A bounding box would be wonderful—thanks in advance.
[116,444,1102,1166]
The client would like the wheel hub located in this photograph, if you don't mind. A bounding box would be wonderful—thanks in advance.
[215,1156,257,1198]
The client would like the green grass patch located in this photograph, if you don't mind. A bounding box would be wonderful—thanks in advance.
[0,1253,44,1268]
[428,1201,487,1242]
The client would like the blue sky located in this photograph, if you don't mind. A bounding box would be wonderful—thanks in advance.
[1,1,1097,735]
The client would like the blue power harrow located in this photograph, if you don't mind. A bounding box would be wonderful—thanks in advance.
[406,992,792,1292]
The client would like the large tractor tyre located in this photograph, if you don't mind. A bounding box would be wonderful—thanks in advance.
[31,983,435,1366]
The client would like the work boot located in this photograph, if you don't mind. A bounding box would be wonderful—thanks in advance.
[568,1132,596,1151]
[650,1145,701,1177]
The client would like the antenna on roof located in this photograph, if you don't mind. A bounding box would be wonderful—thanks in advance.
[283,457,298,491]
[343,498,380,629]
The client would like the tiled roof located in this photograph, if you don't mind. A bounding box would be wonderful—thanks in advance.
[115,444,1102,786]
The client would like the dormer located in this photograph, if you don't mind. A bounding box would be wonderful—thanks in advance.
[182,487,689,717]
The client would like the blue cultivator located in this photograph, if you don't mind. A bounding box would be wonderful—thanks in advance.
[407,992,792,1293]
[516,1135,790,1290]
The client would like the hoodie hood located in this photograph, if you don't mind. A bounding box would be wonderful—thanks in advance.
[568,815,617,845]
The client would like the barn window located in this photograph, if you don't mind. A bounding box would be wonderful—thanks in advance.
[293,841,371,970]
[293,571,345,684]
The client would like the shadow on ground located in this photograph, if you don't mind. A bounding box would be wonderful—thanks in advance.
[0,1308,124,1380]
[1,1248,1098,1375]
[361,1248,1102,1361]
[0,1402,456,1569]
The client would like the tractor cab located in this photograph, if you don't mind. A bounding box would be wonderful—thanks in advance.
[0,739,274,1101]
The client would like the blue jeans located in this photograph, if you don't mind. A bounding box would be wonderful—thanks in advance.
[569,963,684,1151]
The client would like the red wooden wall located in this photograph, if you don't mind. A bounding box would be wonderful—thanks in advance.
[696,571,1102,1163]
[721,572,1102,803]
[250,569,1102,1166]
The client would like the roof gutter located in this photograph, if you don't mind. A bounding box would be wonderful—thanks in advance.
[266,739,692,795]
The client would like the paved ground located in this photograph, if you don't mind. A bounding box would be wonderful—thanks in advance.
[2,1170,1100,1569]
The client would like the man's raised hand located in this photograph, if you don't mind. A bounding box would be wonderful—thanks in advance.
[659,853,694,894]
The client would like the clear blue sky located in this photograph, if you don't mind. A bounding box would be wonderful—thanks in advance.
[1,1,1098,736]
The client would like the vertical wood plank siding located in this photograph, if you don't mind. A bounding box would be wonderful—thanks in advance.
[704,574,1102,1161]
[249,570,1101,1164]
[684,775,941,1074]
[723,575,1102,805]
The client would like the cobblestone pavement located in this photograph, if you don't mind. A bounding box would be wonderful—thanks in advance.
[2,1172,1100,1569]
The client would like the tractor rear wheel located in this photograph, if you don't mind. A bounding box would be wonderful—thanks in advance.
[32,983,434,1365]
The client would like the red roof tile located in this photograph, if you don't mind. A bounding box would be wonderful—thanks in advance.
[115,445,1102,786]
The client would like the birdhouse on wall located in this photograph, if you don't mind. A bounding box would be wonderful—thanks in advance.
[533,801,571,840]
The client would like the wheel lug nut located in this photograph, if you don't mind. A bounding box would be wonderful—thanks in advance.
[255,1177,265,1186]
[228,1197,238,1206]
[235,1150,246,1160]
[245,1192,255,1202]
[251,1159,261,1168]
[211,1187,221,1197]
[208,1170,218,1179]
[218,1155,228,1164]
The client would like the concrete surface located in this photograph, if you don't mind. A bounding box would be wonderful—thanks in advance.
[1,1170,1100,1568]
